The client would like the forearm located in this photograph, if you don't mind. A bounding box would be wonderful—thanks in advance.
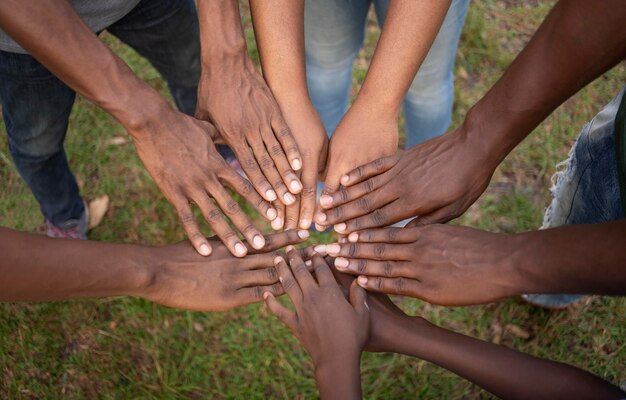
[507,220,626,296]
[0,228,154,302]
[353,0,451,118]
[250,0,309,105]
[463,0,626,165]
[0,0,170,134]
[387,316,623,399]
[315,355,362,400]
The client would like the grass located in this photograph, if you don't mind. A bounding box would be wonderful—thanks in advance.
[1,1,625,398]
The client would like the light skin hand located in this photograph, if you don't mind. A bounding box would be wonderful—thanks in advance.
[317,125,496,233]
[264,249,368,400]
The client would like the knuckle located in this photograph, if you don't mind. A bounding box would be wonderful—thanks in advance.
[270,144,283,157]
[394,278,406,293]
[364,179,374,193]
[375,278,384,291]
[276,128,291,138]
[372,209,386,226]
[357,259,367,274]
[357,197,371,211]
[348,243,357,258]
[271,282,282,293]
[374,243,386,258]
[180,212,195,226]
[388,229,398,241]
[259,156,274,169]
[253,285,263,299]
[267,267,278,280]
[355,166,364,178]
[239,181,253,196]
[282,277,297,290]
[225,200,241,215]
[374,157,385,171]
[383,261,393,278]
[293,263,307,275]
[243,157,257,170]
[301,185,315,198]
[338,190,349,203]
[206,209,222,222]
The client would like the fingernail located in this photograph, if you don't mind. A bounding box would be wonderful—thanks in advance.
[272,217,283,230]
[319,195,333,208]
[286,245,295,252]
[335,257,349,269]
[316,213,327,223]
[326,243,340,255]
[263,292,271,300]
[334,223,347,233]
[341,175,350,185]
[290,180,302,193]
[235,242,247,256]
[253,235,265,249]
[266,190,277,201]
[299,219,311,229]
[313,244,326,254]
[348,232,359,242]
[292,158,302,171]
[284,193,296,204]
[266,208,277,220]
[305,260,312,267]
[358,276,368,286]
[339,237,348,244]
[199,243,211,256]
[297,230,310,239]
[315,223,326,232]
[274,256,284,264]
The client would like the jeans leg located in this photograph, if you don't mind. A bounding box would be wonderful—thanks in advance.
[305,0,371,136]
[374,0,469,147]
[107,0,201,116]
[0,51,83,225]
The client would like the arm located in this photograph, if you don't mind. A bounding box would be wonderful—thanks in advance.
[249,0,328,231]
[0,227,309,310]
[317,0,626,231]
[195,0,304,208]
[315,221,626,305]
[264,249,368,399]
[0,0,276,257]
[318,1,452,211]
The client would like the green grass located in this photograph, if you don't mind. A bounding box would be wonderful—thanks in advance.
[1,1,626,398]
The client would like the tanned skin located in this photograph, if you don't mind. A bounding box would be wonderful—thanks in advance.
[0,0,286,258]
[0,227,309,310]
[317,0,626,232]
[249,0,451,231]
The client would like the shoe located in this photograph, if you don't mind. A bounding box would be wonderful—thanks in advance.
[46,201,89,240]
[521,294,585,309]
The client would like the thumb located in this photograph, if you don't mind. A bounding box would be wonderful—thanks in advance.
[349,280,369,316]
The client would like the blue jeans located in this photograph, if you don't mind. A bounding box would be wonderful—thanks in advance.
[524,87,626,308]
[304,0,469,147]
[0,0,201,226]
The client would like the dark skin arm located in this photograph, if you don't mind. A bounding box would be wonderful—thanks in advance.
[0,0,276,258]
[0,227,309,310]
[196,0,303,208]
[264,249,368,399]
[329,270,625,399]
[314,220,626,306]
[317,0,626,232]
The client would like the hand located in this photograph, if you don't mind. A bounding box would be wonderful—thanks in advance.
[131,107,276,257]
[264,248,369,373]
[274,100,328,230]
[316,106,398,231]
[196,56,303,206]
[316,126,497,233]
[316,224,519,306]
[143,230,310,311]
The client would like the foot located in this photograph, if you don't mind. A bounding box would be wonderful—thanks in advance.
[46,202,89,240]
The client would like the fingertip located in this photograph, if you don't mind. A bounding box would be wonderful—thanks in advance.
[252,235,265,249]
[271,217,283,230]
[285,245,295,253]
[315,223,326,232]
[266,190,278,202]
[299,219,311,230]
[357,276,368,287]
[334,223,347,233]
[263,291,272,300]
[266,208,277,220]
[283,193,296,205]
[348,232,359,242]
[319,195,333,208]
[199,243,212,256]
[274,256,284,265]
[289,180,302,194]
[341,175,350,185]
[297,230,310,240]
[234,242,247,257]
[292,158,302,171]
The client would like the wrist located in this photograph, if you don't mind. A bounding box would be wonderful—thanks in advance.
[314,351,362,399]
[124,246,161,299]
[351,91,401,121]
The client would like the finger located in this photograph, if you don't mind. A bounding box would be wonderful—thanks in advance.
[274,255,303,305]
[174,199,212,256]
[349,280,369,315]
[238,266,281,287]
[286,245,317,294]
[271,115,302,172]
[262,128,303,195]
[298,160,318,229]
[309,253,336,287]
[356,275,421,298]
[263,291,298,330]
[407,206,458,226]
[347,227,418,244]
[334,258,409,279]
[284,199,300,230]
[221,167,277,222]
[339,201,406,234]
[233,145,278,202]
[249,136,295,206]
[317,242,411,261]
[317,190,394,227]
[318,174,388,210]
[249,229,310,254]
[195,193,247,257]
[315,165,342,232]
[210,184,265,251]
[272,201,285,231]
[339,154,400,187]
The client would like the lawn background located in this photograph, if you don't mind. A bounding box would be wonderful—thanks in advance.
[1,1,625,398]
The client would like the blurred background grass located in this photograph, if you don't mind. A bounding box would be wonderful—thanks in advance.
[1,1,625,398]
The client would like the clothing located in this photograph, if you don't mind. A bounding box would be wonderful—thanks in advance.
[0,0,201,226]
[0,0,141,54]
[304,0,469,147]
[524,87,626,308]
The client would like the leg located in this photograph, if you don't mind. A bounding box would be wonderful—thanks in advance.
[375,0,469,147]
[525,88,626,308]
[305,0,371,136]
[0,51,85,229]
[106,0,201,116]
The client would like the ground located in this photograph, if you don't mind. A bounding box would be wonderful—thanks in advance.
[1,1,625,398]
